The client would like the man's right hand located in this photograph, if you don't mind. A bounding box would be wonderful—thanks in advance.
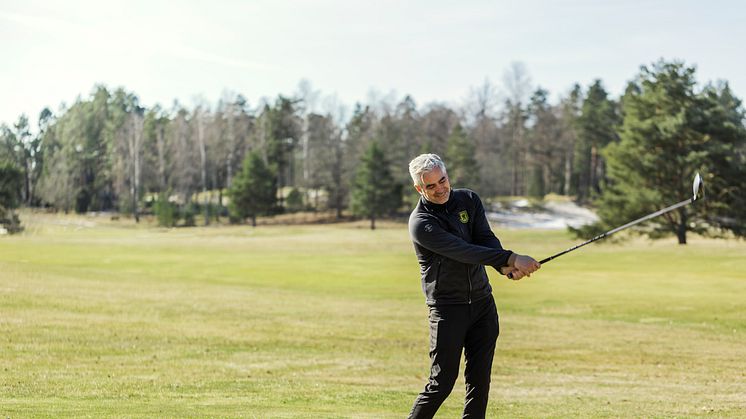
[507,253,541,278]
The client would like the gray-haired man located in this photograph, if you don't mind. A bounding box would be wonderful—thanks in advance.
[407,153,540,418]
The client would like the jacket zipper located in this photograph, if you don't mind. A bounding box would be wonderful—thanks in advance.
[467,265,472,304]
[447,204,473,304]
[444,202,472,304]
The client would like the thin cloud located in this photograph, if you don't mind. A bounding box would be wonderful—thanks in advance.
[0,9,81,32]
[169,44,281,73]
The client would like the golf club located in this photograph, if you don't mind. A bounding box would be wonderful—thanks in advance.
[508,173,705,279]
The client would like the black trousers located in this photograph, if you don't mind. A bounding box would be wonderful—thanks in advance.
[408,294,500,419]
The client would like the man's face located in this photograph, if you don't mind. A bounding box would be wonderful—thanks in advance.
[415,167,451,204]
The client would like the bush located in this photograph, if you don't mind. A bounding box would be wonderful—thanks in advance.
[285,188,304,213]
[154,194,178,227]
[181,203,197,227]
[0,163,23,234]
[0,206,23,234]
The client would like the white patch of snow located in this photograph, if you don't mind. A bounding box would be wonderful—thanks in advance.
[487,200,598,230]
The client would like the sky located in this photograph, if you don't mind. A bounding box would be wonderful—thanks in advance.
[2,0,745,128]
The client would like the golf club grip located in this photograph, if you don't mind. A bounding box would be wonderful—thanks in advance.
[506,256,550,279]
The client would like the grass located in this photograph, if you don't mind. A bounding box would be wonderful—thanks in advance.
[1,211,745,417]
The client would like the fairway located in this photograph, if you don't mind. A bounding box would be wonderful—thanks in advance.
[1,213,745,418]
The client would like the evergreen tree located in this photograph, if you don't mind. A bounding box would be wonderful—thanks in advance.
[526,88,565,198]
[559,84,582,196]
[228,151,276,227]
[573,80,620,203]
[590,60,746,244]
[108,88,145,221]
[0,162,23,233]
[36,86,115,213]
[262,96,302,206]
[0,114,46,206]
[350,142,401,230]
[445,124,479,189]
[154,192,178,227]
[695,81,746,237]
[80,85,115,212]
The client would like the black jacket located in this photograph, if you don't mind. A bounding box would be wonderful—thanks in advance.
[409,188,513,306]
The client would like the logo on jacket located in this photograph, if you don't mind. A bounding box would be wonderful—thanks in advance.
[458,210,469,224]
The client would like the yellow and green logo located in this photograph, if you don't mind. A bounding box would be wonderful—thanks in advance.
[458,210,469,224]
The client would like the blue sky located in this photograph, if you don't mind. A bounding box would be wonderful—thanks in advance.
[2,0,745,127]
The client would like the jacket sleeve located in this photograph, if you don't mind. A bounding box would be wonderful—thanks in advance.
[471,192,503,250]
[410,214,512,267]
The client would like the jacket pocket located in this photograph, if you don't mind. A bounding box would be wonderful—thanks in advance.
[436,258,465,298]
[424,259,441,298]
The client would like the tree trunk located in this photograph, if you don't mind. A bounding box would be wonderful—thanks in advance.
[131,183,139,223]
[511,159,518,196]
[226,109,235,189]
[197,114,209,226]
[590,145,598,196]
[130,114,143,223]
[676,207,687,244]
[134,136,140,224]
[217,188,223,222]
[251,215,256,227]
[156,125,167,191]
[23,158,31,205]
[370,214,376,230]
[564,150,572,196]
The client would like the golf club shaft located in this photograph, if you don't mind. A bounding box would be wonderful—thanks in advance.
[507,196,695,278]
[539,197,694,264]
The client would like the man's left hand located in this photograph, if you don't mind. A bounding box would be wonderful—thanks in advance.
[500,266,526,280]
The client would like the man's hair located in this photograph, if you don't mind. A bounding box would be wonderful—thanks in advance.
[409,154,447,187]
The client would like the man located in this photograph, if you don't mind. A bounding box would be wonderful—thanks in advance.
[407,153,540,418]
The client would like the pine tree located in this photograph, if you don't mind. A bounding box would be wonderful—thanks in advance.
[573,80,620,203]
[589,60,746,244]
[350,142,401,230]
[445,124,479,189]
[228,152,276,227]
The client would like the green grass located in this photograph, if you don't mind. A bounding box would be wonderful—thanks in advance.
[1,212,745,418]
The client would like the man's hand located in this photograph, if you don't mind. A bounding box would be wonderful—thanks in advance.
[514,254,541,274]
[500,266,527,280]
[504,253,541,279]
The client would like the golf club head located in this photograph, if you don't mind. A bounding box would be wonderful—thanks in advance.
[692,172,704,201]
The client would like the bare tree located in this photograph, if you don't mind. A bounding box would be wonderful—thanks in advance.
[502,62,533,196]
[420,104,460,157]
[193,105,210,225]
[295,79,321,204]
[170,106,198,206]
[464,78,503,196]
[127,112,144,221]
[465,78,500,124]
[323,96,349,218]
[154,111,169,192]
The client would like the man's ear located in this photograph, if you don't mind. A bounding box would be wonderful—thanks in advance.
[414,184,423,195]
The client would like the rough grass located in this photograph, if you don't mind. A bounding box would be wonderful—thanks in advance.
[1,212,745,418]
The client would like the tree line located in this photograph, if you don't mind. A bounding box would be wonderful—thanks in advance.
[1,60,744,241]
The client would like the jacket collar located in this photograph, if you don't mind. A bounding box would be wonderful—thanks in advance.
[420,189,456,212]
